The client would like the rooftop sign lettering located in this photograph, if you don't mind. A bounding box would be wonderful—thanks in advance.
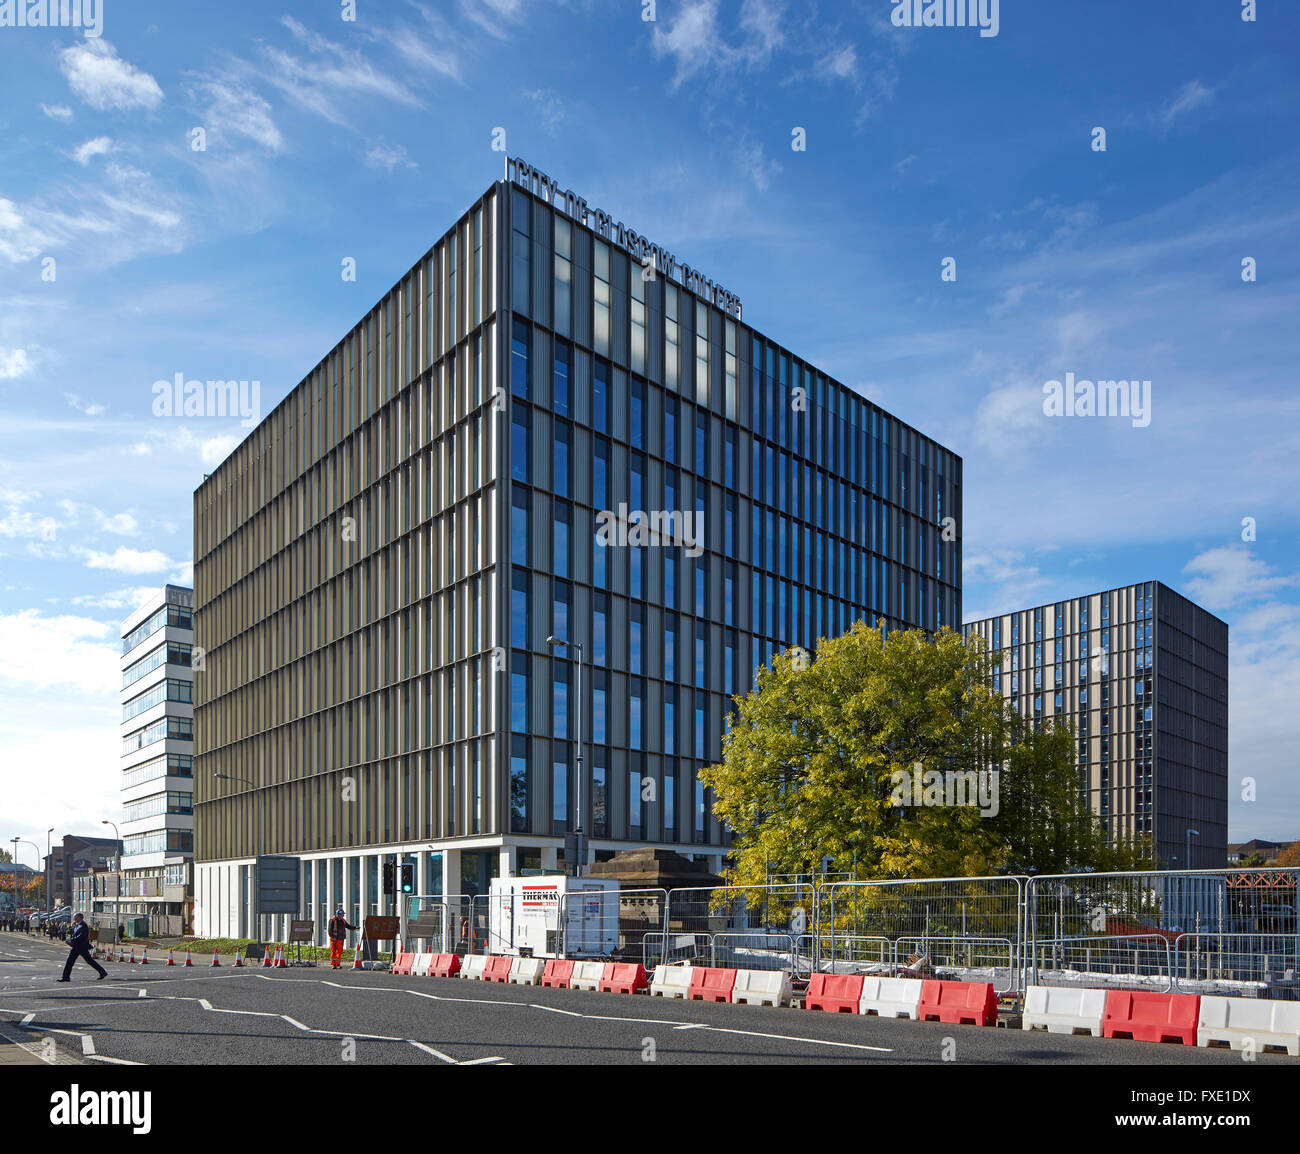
[507,157,742,321]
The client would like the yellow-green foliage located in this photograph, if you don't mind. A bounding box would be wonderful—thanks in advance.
[701,621,1153,887]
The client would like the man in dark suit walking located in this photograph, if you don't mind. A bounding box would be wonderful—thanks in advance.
[57,914,107,982]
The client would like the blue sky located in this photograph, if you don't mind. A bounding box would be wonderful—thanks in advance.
[1,0,1298,853]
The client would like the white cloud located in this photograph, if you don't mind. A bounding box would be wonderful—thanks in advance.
[59,40,164,112]
[64,393,107,417]
[818,43,857,83]
[365,140,414,172]
[265,17,425,126]
[0,346,32,379]
[192,79,283,152]
[0,162,187,268]
[526,89,566,134]
[70,586,158,611]
[41,103,74,121]
[0,610,118,694]
[651,0,786,88]
[735,139,782,192]
[70,136,115,166]
[82,547,172,574]
[1158,79,1214,129]
[458,0,523,38]
[0,198,47,264]
[200,434,240,469]
[1183,546,1299,612]
[93,510,139,536]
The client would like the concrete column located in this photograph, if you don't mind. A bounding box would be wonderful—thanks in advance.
[499,845,516,878]
[442,848,462,899]
[541,846,558,872]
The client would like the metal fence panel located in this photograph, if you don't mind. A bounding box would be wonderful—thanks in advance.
[559,887,668,961]
[819,877,1026,990]
[1030,934,1174,992]
[1026,868,1298,997]
[667,883,813,941]
[1173,933,1300,997]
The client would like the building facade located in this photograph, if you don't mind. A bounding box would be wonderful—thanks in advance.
[101,585,196,934]
[44,835,120,910]
[964,581,1228,867]
[193,159,962,940]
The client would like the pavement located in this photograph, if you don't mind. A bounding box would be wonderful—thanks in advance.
[3,930,1299,1066]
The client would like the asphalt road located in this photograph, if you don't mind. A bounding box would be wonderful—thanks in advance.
[2,932,1297,1067]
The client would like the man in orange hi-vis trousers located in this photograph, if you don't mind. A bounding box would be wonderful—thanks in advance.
[327,907,357,968]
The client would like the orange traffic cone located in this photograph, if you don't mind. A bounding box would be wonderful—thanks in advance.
[183,948,193,967]
[210,948,221,967]
[352,944,364,970]
[233,949,244,967]
[261,946,273,968]
[167,949,176,967]
[128,948,136,964]
[140,949,149,965]
[274,946,286,968]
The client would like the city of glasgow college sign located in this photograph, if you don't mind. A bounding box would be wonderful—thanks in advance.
[507,157,743,322]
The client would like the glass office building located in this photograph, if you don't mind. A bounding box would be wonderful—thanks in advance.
[192,161,963,939]
[964,581,1228,867]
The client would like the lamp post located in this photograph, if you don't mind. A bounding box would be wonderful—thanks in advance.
[11,839,40,920]
[546,636,585,877]
[101,821,122,945]
[1186,828,1200,871]
[45,828,53,912]
[215,773,261,946]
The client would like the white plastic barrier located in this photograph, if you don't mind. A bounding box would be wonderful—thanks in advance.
[859,976,925,1019]
[412,953,433,977]
[570,961,607,991]
[650,965,694,999]
[460,954,489,981]
[1021,985,1107,1036]
[509,957,547,986]
[1198,996,1300,1056]
[731,969,793,1007]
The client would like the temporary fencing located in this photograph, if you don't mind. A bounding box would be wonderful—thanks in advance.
[558,887,668,960]
[1026,868,1298,999]
[820,876,1025,993]
[396,867,1295,1006]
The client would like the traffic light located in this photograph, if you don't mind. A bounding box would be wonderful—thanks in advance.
[382,862,395,896]
[400,863,415,894]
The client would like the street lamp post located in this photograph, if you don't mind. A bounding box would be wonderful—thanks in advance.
[11,839,42,920]
[45,828,53,912]
[1186,829,1200,871]
[215,773,261,946]
[546,636,585,877]
[101,821,122,945]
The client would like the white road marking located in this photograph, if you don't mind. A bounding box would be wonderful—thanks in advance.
[80,1036,95,1055]
[459,1056,507,1065]
[406,1040,458,1063]
[530,1003,583,1016]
